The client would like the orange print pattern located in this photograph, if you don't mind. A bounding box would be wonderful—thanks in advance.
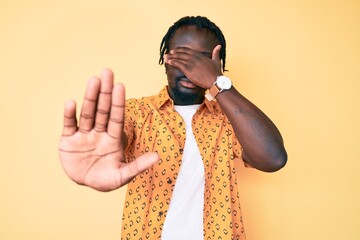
[122,87,247,240]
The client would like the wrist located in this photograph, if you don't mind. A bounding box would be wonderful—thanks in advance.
[205,76,232,101]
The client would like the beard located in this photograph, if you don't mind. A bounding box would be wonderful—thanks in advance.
[168,79,206,105]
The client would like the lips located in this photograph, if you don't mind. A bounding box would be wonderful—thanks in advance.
[178,77,198,89]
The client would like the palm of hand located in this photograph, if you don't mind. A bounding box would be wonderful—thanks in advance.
[59,130,126,191]
[59,69,159,192]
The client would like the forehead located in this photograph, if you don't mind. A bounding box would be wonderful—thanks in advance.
[168,25,219,52]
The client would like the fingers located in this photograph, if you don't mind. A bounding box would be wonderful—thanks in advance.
[164,58,189,71]
[165,47,198,64]
[212,45,221,62]
[79,77,101,133]
[120,152,160,185]
[62,100,77,136]
[164,46,218,70]
[94,69,114,132]
[107,83,125,139]
[164,48,197,71]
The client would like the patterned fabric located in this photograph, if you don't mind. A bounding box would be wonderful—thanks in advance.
[122,87,247,240]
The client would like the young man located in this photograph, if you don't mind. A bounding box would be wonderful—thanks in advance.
[59,16,287,240]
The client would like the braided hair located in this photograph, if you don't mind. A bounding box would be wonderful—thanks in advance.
[159,16,227,72]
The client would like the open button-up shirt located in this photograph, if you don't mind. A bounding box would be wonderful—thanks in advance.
[122,87,247,240]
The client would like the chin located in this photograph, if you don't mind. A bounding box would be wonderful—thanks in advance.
[170,85,206,105]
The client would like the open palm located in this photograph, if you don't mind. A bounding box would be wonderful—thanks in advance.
[59,69,159,192]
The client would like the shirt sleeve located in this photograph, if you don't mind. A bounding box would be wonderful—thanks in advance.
[124,99,135,150]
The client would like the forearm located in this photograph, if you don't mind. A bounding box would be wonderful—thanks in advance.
[215,86,287,172]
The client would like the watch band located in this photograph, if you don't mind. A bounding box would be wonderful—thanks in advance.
[205,76,232,101]
[205,83,221,101]
[209,84,220,98]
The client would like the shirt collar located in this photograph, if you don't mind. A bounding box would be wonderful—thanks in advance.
[155,86,215,112]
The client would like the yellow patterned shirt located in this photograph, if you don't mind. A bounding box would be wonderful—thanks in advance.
[122,87,247,240]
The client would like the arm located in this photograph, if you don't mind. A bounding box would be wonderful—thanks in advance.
[215,86,287,172]
[164,46,287,172]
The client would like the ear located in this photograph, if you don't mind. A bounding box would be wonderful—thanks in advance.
[212,45,222,62]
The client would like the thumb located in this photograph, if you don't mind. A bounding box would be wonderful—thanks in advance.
[212,45,222,62]
[120,152,160,185]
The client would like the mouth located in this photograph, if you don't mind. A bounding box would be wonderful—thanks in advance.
[177,76,198,89]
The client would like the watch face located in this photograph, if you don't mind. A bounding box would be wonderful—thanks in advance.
[217,76,232,90]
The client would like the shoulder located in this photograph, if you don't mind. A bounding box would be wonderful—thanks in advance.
[126,87,169,110]
[126,94,157,108]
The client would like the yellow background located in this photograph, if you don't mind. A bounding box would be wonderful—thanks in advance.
[1,0,359,239]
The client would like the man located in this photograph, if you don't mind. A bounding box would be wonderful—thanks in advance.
[59,16,287,240]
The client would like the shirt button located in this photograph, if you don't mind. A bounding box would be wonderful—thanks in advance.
[179,122,183,127]
[167,179,172,184]
[179,148,184,154]
[158,211,163,217]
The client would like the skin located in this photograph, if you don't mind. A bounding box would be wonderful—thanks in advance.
[59,71,160,192]
[163,25,287,171]
[164,26,221,105]
[59,25,287,192]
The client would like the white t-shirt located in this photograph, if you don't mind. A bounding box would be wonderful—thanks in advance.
[161,104,205,240]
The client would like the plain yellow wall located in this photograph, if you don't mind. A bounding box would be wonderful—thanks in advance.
[1,0,359,239]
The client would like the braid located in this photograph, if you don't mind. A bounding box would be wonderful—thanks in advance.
[159,16,227,72]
